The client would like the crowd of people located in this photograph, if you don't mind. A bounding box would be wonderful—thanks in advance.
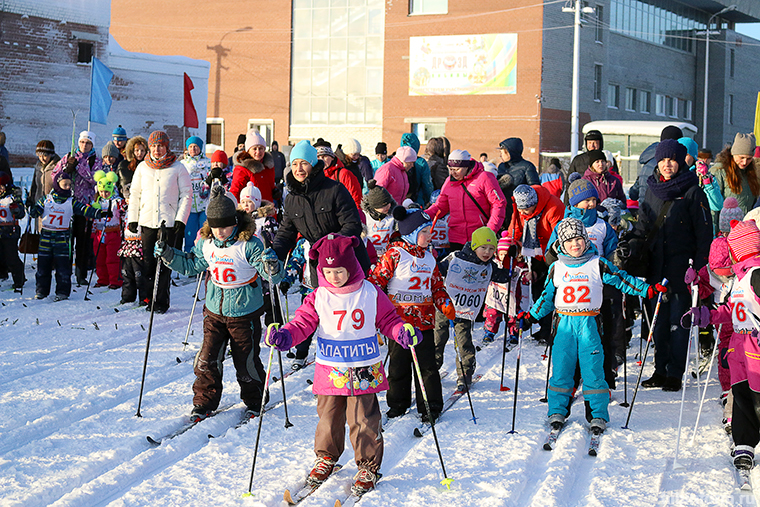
[2,123,760,496]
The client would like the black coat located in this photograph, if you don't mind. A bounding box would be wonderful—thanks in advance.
[273,160,369,276]
[634,167,712,294]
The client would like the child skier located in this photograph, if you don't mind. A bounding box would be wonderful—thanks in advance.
[28,172,107,300]
[91,170,124,289]
[117,205,148,305]
[266,233,420,497]
[181,136,210,252]
[362,181,397,258]
[483,232,529,345]
[153,185,283,419]
[518,217,665,435]
[369,207,455,421]
[0,172,26,290]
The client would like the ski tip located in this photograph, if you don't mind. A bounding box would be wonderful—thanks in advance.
[499,386,511,392]
[413,427,424,438]
[283,490,294,504]
[334,501,342,507]
[146,436,161,446]
[440,477,455,490]
[588,449,597,457]
[543,443,553,451]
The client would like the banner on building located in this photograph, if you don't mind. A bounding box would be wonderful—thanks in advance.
[408,34,517,96]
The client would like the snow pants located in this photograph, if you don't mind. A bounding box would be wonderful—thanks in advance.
[120,256,148,304]
[600,286,625,390]
[71,215,93,285]
[548,314,609,422]
[648,290,691,379]
[433,311,476,383]
[315,393,383,473]
[0,237,24,287]
[387,329,443,416]
[36,229,72,298]
[193,307,265,411]
[141,225,182,310]
[92,229,122,287]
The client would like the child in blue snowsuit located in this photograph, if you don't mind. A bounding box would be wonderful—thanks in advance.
[519,217,665,431]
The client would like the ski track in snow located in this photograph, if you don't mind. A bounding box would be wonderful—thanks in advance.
[3,266,760,507]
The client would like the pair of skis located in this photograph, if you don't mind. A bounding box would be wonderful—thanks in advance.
[284,465,378,506]
[542,423,602,456]
[413,373,484,437]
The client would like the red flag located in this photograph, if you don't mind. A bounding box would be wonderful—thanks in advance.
[183,73,199,129]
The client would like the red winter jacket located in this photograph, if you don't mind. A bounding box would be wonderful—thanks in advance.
[230,150,276,202]
[324,158,362,210]
[507,185,564,260]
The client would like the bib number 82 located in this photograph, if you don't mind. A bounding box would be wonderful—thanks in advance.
[562,285,591,304]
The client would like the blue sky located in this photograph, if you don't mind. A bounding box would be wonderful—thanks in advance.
[737,23,760,41]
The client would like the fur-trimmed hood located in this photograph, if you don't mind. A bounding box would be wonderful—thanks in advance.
[233,150,274,173]
[125,136,148,162]
[198,210,256,242]
[361,194,398,221]
[256,200,276,218]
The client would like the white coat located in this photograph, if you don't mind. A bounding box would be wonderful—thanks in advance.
[127,159,192,228]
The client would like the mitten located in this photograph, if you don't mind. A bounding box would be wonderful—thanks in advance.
[517,311,535,330]
[128,222,139,234]
[680,306,711,329]
[173,221,185,236]
[440,300,456,321]
[261,247,280,276]
[279,281,291,295]
[397,323,422,349]
[265,323,293,351]
[684,267,698,285]
[65,156,78,174]
[647,283,668,299]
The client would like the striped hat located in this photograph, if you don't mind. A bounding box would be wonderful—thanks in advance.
[556,217,589,246]
[719,198,744,234]
[727,220,760,262]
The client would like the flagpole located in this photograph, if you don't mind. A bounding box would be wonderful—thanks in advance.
[88,56,94,133]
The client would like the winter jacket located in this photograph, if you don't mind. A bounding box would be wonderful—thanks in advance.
[540,163,564,198]
[582,168,627,203]
[116,136,148,200]
[343,155,373,187]
[437,242,510,283]
[634,167,712,294]
[546,206,618,261]
[127,158,192,229]
[629,141,658,202]
[374,158,410,205]
[400,133,433,206]
[230,151,276,202]
[52,150,101,204]
[163,211,283,317]
[324,158,362,209]
[369,238,449,330]
[496,138,540,186]
[506,185,565,260]
[181,153,211,214]
[30,154,60,204]
[710,162,760,215]
[424,137,450,190]
[425,161,506,245]
[270,149,287,183]
[0,183,25,239]
[283,279,405,396]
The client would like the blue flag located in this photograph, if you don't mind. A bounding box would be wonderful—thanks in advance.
[89,57,114,125]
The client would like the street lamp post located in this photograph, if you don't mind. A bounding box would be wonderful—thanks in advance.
[701,5,736,149]
[208,26,252,118]
[563,0,595,158]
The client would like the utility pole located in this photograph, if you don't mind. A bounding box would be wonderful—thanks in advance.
[563,1,595,158]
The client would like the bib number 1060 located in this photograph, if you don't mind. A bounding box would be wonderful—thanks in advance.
[454,293,481,308]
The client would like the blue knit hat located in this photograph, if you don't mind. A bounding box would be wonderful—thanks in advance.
[678,137,698,160]
[290,140,318,167]
[393,206,432,244]
[112,125,127,141]
[186,136,203,150]
[567,178,599,207]
[513,184,538,209]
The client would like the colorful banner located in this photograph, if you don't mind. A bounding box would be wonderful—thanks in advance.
[409,33,517,96]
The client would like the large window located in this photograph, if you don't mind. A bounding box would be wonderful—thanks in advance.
[411,122,446,142]
[656,94,666,116]
[206,118,224,147]
[609,0,707,53]
[77,42,93,64]
[595,4,604,43]
[291,0,384,126]
[410,0,447,15]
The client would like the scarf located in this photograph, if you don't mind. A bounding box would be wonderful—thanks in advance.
[521,212,542,258]
[557,241,597,266]
[646,167,698,201]
[146,151,177,170]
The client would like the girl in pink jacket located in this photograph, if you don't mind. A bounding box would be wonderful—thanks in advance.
[373,146,416,204]
[265,233,420,498]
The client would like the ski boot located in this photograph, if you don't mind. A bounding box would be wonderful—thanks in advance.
[589,418,606,434]
[190,405,212,422]
[351,468,379,497]
[306,455,338,487]
[734,447,754,470]
[482,330,495,344]
[292,358,307,371]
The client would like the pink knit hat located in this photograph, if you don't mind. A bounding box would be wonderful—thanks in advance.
[497,230,516,254]
[727,220,760,262]
[309,234,363,285]
[708,236,732,276]
[394,146,417,163]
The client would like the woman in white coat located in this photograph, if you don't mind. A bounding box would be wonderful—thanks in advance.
[127,130,192,313]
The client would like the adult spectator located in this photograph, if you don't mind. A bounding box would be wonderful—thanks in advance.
[230,129,277,202]
[582,149,626,203]
[28,140,60,206]
[0,131,8,166]
[112,125,128,166]
[272,140,369,283]
[116,136,147,200]
[228,133,247,168]
[370,142,388,174]
[479,153,488,163]
[52,131,102,285]
[425,149,506,250]
[374,146,416,205]
[400,133,433,206]
[711,133,759,216]
[633,139,712,391]
[314,138,362,209]
[628,125,683,202]
[342,138,373,187]
[127,130,192,313]
[497,137,540,186]
[568,129,604,177]
[270,140,287,184]
[424,136,450,190]
[540,157,565,198]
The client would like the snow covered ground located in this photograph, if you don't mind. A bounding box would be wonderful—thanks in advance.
[0,256,756,507]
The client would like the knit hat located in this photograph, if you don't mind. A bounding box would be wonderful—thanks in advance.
[660,125,683,141]
[709,236,732,276]
[289,140,318,167]
[513,184,538,209]
[112,125,127,141]
[732,133,756,157]
[314,139,335,159]
[93,169,118,198]
[239,181,262,209]
[600,197,623,227]
[587,149,606,167]
[448,149,473,168]
[343,138,361,155]
[244,129,266,151]
[206,185,238,228]
[0,171,11,187]
[393,206,432,244]
[568,172,582,183]
[365,180,393,209]
[720,197,744,233]
[567,178,598,206]
[556,217,589,247]
[727,220,760,262]
[678,137,698,160]
[79,131,95,144]
[148,130,170,147]
[53,172,72,197]
[394,146,417,163]
[210,149,228,165]
[186,136,203,150]
[309,233,362,280]
[375,142,387,155]
[236,134,246,146]
[102,141,119,159]
[497,231,516,254]
[655,139,685,163]
[35,140,55,154]
[471,226,497,250]
[206,167,228,187]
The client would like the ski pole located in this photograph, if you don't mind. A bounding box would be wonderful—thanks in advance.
[689,324,722,445]
[499,260,514,392]
[182,273,204,350]
[450,319,477,424]
[509,321,524,434]
[540,343,552,403]
[637,296,651,363]
[17,214,32,295]
[136,220,166,417]
[410,342,454,490]
[623,278,668,429]
[673,279,699,469]
[270,271,293,429]
[243,327,277,497]
[620,295,630,408]
[84,201,110,301]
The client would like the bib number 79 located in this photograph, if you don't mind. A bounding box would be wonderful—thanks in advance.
[334,309,365,330]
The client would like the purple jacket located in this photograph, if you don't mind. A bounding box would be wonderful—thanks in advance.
[582,168,626,204]
[52,151,101,204]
